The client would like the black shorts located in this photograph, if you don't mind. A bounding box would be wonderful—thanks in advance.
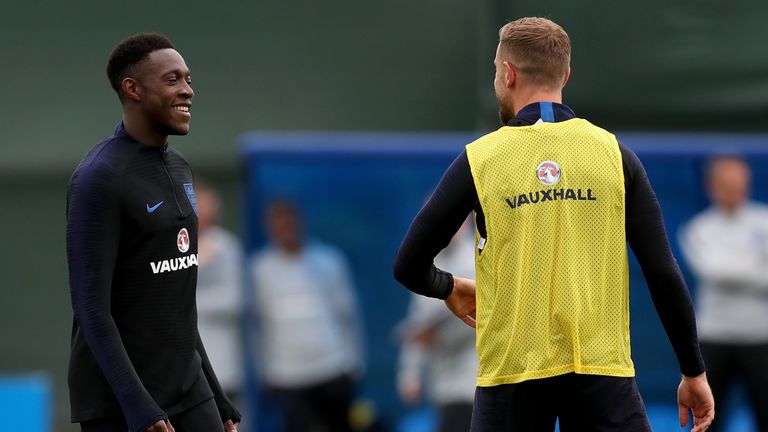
[471,373,651,432]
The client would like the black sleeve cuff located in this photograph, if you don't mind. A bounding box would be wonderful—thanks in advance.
[433,268,454,300]
[216,396,242,424]
[679,345,706,378]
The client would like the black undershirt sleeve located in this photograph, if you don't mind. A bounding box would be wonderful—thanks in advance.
[620,143,705,377]
[393,151,477,299]
[66,165,167,432]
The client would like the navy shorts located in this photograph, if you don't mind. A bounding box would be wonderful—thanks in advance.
[471,373,651,432]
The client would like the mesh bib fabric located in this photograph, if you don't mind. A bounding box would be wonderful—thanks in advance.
[466,118,633,386]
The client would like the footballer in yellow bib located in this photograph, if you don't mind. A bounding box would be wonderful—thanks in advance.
[394,16,713,432]
[466,115,633,386]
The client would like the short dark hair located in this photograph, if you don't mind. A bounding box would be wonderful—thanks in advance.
[106,32,174,97]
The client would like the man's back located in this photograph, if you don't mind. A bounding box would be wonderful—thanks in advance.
[466,116,631,385]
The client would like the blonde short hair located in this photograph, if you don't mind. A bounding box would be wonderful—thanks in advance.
[498,17,571,89]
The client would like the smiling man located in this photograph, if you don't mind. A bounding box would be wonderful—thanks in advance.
[66,33,240,432]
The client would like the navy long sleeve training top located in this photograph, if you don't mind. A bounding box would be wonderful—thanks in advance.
[66,123,240,431]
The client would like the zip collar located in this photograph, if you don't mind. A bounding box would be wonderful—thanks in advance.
[114,122,168,151]
[507,102,576,126]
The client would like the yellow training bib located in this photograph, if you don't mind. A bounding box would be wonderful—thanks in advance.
[466,118,633,386]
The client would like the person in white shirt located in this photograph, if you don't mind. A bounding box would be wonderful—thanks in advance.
[679,156,768,432]
[250,200,364,432]
[196,182,244,399]
[397,220,478,432]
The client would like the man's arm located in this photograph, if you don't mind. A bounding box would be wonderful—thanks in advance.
[67,164,167,432]
[621,145,714,431]
[621,144,705,377]
[393,151,478,299]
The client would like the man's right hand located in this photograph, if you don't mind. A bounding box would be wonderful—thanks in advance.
[146,420,175,432]
[444,276,476,328]
[677,372,715,432]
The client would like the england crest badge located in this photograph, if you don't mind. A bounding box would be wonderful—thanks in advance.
[183,183,198,216]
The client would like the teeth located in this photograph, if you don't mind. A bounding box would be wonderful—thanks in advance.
[174,106,189,113]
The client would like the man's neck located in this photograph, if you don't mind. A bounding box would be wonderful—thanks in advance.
[513,89,563,116]
[123,113,167,148]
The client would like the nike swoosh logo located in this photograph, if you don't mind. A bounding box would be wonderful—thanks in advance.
[146,201,164,213]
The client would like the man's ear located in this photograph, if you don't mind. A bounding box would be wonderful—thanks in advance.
[503,61,517,89]
[121,77,141,102]
[562,67,571,87]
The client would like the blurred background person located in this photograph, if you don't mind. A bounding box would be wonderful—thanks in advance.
[396,219,477,432]
[196,180,245,407]
[249,200,365,432]
[680,156,768,432]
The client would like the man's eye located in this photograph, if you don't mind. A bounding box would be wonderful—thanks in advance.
[167,78,178,84]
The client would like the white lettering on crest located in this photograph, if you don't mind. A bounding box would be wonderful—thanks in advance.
[149,253,199,274]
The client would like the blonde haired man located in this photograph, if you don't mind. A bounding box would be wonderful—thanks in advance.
[394,17,714,432]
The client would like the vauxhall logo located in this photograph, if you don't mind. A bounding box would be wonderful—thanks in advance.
[506,160,597,210]
[506,188,596,209]
[149,227,199,274]
[150,254,198,274]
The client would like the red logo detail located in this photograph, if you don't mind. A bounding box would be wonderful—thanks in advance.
[536,160,562,185]
[538,164,558,178]
[177,228,190,253]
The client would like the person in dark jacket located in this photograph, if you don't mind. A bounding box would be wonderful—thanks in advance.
[66,32,240,432]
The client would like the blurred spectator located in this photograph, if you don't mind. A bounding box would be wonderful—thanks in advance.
[250,200,364,432]
[396,220,477,432]
[196,181,244,400]
[679,156,768,432]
